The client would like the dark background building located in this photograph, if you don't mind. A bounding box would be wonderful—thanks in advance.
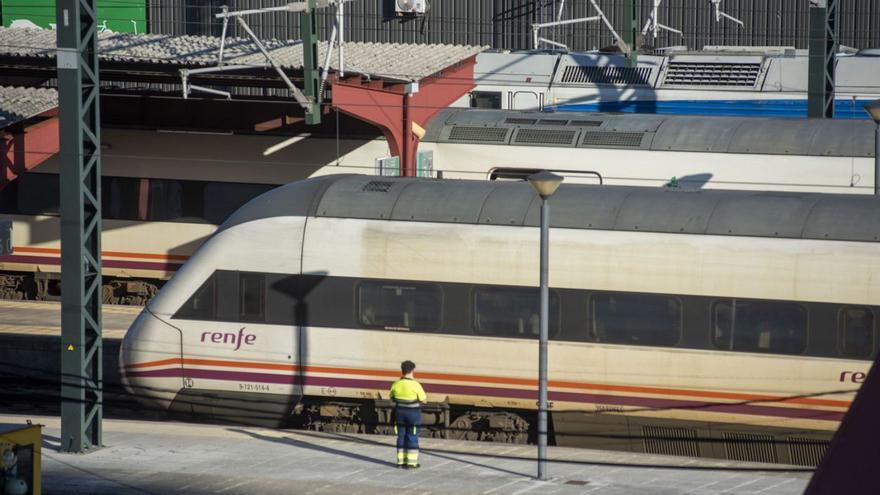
[149,0,880,51]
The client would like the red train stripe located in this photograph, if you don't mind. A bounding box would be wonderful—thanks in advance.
[0,254,183,272]
[13,246,190,261]
[125,357,853,409]
[126,367,845,422]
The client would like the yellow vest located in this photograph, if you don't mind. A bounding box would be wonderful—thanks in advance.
[390,377,427,407]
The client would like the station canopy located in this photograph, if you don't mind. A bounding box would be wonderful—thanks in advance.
[0,27,483,83]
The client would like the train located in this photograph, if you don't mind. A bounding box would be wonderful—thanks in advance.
[415,108,877,190]
[0,109,875,303]
[454,48,880,118]
[0,128,388,302]
[120,175,878,465]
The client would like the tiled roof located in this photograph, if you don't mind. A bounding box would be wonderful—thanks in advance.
[0,27,485,81]
[0,86,58,129]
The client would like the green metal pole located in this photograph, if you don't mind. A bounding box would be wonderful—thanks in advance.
[302,0,321,125]
[807,0,838,118]
[57,0,103,453]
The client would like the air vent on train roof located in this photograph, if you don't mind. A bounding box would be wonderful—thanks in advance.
[580,131,645,147]
[504,117,539,125]
[537,119,569,126]
[362,181,394,192]
[561,65,652,85]
[663,62,761,87]
[568,120,604,127]
[447,126,510,143]
[512,128,579,147]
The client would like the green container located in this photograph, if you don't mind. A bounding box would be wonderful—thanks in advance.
[2,0,147,33]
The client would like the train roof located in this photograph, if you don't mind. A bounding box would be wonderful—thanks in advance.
[421,109,875,158]
[222,175,880,243]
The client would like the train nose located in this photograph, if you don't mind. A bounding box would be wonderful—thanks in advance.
[119,308,184,412]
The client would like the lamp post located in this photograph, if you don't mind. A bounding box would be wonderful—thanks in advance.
[865,100,880,196]
[527,170,563,481]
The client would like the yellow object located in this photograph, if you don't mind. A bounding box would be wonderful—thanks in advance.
[411,121,426,140]
[389,377,426,405]
[0,423,42,495]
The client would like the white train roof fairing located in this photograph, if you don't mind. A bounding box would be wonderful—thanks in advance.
[420,109,875,157]
[220,175,880,244]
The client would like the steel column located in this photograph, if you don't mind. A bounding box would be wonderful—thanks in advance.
[302,0,321,125]
[808,0,838,119]
[875,124,880,196]
[57,0,103,453]
[624,0,638,67]
[537,197,549,480]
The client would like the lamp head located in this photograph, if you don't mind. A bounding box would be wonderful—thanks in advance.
[865,99,880,124]
[527,170,564,198]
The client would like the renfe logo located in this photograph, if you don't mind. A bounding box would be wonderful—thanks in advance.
[201,327,256,351]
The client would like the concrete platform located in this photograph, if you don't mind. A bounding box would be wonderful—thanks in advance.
[5,414,812,495]
[0,300,139,339]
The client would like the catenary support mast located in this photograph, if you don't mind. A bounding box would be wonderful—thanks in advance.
[56,0,103,453]
[808,0,838,118]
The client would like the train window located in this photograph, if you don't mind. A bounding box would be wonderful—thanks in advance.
[105,177,145,220]
[473,287,559,338]
[358,282,441,331]
[203,183,274,225]
[470,91,502,109]
[17,173,60,215]
[148,179,184,221]
[591,293,681,346]
[0,179,17,213]
[174,273,217,320]
[839,307,874,359]
[712,300,807,355]
[239,273,266,322]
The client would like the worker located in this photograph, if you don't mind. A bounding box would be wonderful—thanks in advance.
[389,360,427,468]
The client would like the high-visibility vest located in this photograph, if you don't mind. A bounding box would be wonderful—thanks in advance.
[390,377,426,408]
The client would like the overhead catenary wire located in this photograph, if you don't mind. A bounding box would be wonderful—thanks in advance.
[0,1,878,50]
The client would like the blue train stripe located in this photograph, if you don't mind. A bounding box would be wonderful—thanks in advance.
[555,99,874,119]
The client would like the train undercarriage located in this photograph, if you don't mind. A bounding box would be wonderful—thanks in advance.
[0,270,162,305]
[165,390,831,466]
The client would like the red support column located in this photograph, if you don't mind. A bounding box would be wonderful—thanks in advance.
[330,55,477,177]
[1,115,60,190]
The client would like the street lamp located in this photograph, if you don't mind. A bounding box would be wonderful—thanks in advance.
[865,100,880,196]
[527,170,563,481]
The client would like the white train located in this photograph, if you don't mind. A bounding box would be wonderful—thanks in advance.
[0,128,389,302]
[455,48,880,118]
[414,109,877,192]
[1,111,875,303]
[120,175,878,465]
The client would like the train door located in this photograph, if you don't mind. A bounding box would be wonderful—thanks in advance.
[511,91,542,110]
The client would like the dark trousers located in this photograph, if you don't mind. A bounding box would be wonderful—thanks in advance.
[395,407,421,465]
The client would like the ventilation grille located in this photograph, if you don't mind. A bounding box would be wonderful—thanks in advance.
[513,129,577,146]
[581,131,644,147]
[561,65,652,85]
[536,119,569,126]
[505,117,538,125]
[724,432,778,463]
[362,181,394,192]
[448,126,509,143]
[663,62,761,87]
[568,120,604,127]
[642,426,701,458]
[788,437,829,466]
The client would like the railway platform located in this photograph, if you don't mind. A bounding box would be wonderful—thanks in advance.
[0,299,138,339]
[4,413,811,495]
